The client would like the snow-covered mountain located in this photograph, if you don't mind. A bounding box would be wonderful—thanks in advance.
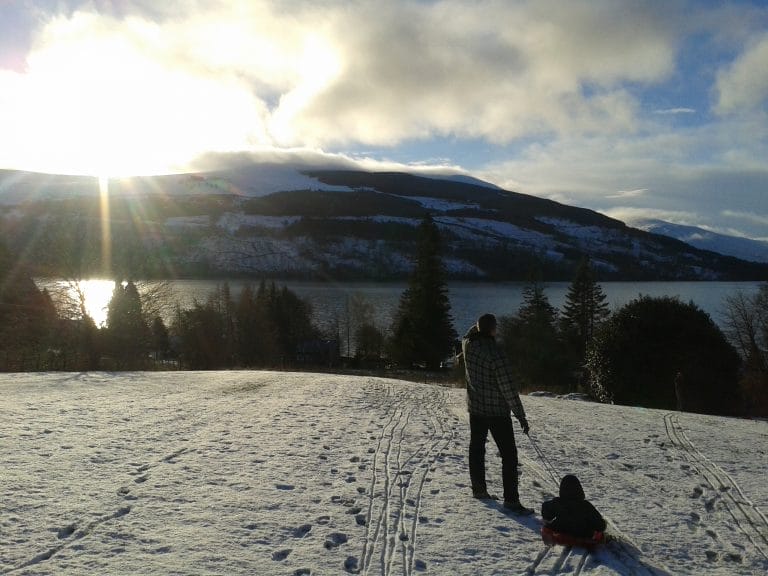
[1,165,767,281]
[2,371,766,575]
[629,218,768,264]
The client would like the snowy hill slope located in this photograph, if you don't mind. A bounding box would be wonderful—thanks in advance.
[1,372,766,575]
[630,219,768,264]
[2,165,768,280]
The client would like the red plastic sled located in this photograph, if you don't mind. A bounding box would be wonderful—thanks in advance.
[541,526,605,550]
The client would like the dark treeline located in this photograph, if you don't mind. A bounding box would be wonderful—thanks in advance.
[0,274,334,372]
[492,262,767,418]
[1,225,766,417]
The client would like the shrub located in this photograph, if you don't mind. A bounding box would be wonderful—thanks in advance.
[587,296,740,414]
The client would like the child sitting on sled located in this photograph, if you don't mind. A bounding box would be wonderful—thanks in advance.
[541,475,607,548]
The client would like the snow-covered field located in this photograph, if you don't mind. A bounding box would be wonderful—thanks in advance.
[1,372,766,575]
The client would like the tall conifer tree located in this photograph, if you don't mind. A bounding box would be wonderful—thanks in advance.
[561,257,610,360]
[390,216,456,369]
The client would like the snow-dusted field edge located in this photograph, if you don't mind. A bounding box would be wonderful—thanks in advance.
[1,372,766,575]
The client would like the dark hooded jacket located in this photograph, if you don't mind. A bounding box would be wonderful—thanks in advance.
[541,475,606,538]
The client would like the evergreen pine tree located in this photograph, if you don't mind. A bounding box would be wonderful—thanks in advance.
[561,257,610,361]
[499,275,568,390]
[390,216,457,369]
[519,277,557,327]
[150,316,171,361]
[106,280,148,368]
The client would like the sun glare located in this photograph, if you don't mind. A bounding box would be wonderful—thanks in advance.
[98,176,112,275]
[5,14,269,177]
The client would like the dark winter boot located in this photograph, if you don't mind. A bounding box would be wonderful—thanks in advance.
[503,500,534,516]
[472,489,498,500]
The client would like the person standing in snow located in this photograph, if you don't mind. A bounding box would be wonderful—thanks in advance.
[462,313,533,515]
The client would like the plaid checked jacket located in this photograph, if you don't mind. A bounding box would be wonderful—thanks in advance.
[462,326,527,420]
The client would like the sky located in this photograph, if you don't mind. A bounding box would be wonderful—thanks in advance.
[0,0,767,240]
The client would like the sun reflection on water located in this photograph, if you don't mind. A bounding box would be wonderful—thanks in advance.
[57,279,116,328]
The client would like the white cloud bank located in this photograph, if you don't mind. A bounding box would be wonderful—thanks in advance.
[716,33,768,114]
[0,0,682,175]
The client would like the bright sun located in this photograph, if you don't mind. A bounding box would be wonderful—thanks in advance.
[4,16,270,177]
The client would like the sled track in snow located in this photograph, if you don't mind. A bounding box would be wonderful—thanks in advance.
[521,545,590,575]
[663,412,768,562]
[355,382,454,576]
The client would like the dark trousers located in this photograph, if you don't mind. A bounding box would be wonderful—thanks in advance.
[469,414,519,502]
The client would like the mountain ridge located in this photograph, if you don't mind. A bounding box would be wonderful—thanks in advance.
[1,165,766,281]
[629,218,768,264]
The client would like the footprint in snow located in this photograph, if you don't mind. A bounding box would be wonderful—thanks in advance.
[293,524,312,538]
[57,524,77,539]
[272,549,292,561]
[691,486,704,499]
[324,532,348,549]
[344,555,359,572]
[355,514,366,526]
[414,559,428,571]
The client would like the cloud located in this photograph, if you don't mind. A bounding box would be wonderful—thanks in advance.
[721,210,768,228]
[289,0,680,146]
[0,0,685,174]
[478,117,768,240]
[607,188,648,199]
[600,206,703,226]
[715,33,768,114]
[653,108,695,115]
[189,147,470,177]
